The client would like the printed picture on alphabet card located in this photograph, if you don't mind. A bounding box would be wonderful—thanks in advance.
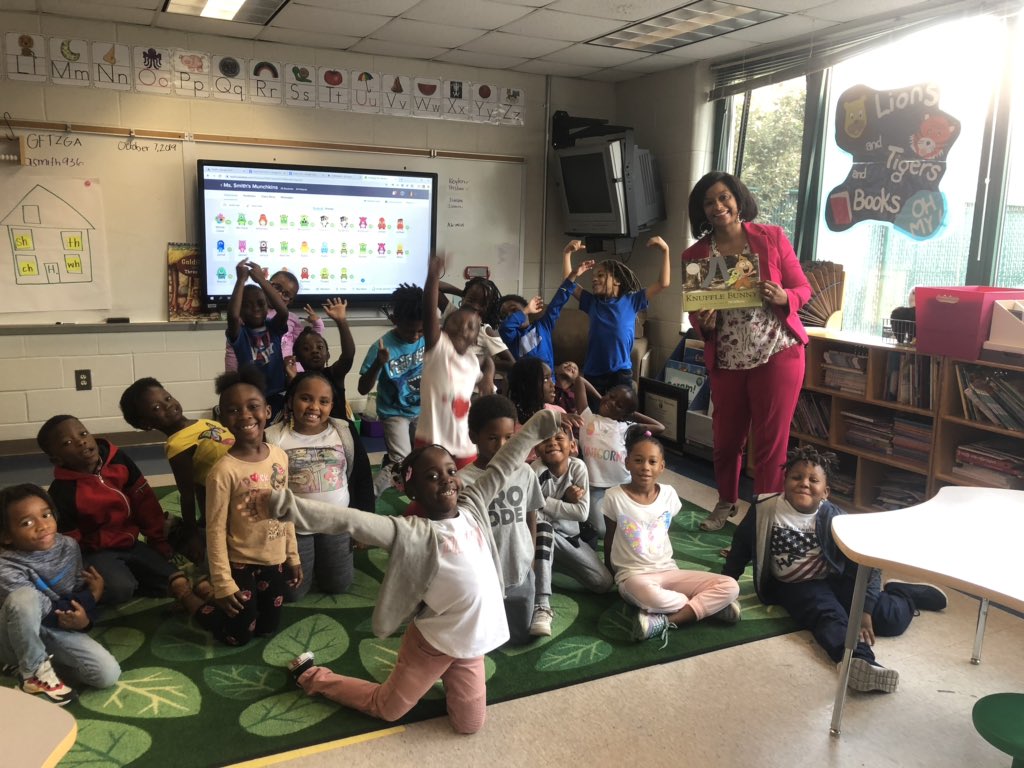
[683,253,761,311]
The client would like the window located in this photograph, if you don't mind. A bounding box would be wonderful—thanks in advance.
[995,18,1024,288]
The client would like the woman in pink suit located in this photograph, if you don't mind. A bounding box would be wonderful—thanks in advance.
[682,172,811,531]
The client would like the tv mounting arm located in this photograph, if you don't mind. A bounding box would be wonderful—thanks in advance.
[551,110,632,150]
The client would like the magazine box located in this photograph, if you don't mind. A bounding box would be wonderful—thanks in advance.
[916,287,1024,360]
[983,300,1024,354]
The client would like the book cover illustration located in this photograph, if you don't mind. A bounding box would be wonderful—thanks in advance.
[683,252,761,311]
[168,242,220,321]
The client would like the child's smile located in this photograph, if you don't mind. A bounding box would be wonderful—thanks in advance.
[4,495,58,552]
[220,384,270,447]
[409,447,462,518]
[784,460,830,514]
[291,377,333,435]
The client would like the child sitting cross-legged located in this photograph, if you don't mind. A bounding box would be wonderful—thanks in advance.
[722,446,947,693]
[458,395,548,645]
[256,409,570,734]
[0,484,121,705]
[605,427,741,644]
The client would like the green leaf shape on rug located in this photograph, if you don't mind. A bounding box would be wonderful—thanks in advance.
[535,635,613,672]
[286,569,380,610]
[79,667,201,719]
[358,637,495,699]
[550,571,590,592]
[262,614,348,666]
[151,616,250,662]
[95,596,171,623]
[92,625,146,663]
[204,664,287,700]
[367,546,390,574]
[498,593,579,657]
[669,529,730,562]
[239,690,337,737]
[597,602,636,643]
[61,719,152,767]
[156,489,182,516]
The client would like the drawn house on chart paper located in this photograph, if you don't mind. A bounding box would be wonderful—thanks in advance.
[3,185,95,285]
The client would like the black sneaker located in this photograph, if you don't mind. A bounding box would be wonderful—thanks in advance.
[288,651,315,684]
[885,580,948,612]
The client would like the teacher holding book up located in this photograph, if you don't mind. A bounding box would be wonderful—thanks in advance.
[682,172,811,531]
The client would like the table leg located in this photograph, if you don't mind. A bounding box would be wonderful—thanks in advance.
[971,598,989,665]
[830,563,870,737]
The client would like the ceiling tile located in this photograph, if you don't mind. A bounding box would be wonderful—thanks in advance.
[371,18,487,48]
[299,0,419,12]
[498,9,627,41]
[72,0,162,8]
[544,43,651,66]
[802,0,930,23]
[258,26,362,50]
[492,0,552,6]
[512,59,598,77]
[661,33,752,58]
[156,13,265,37]
[726,13,836,43]
[617,52,691,72]
[349,38,449,60]
[270,4,391,36]
[460,30,570,57]
[547,0,690,22]
[584,67,642,82]
[40,0,156,23]
[737,0,835,10]
[401,0,533,28]
[436,48,528,68]
[0,0,39,8]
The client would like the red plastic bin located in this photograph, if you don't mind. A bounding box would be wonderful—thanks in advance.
[916,286,1024,360]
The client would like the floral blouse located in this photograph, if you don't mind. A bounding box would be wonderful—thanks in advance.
[712,239,797,370]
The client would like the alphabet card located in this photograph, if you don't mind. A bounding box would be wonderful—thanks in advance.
[211,55,246,102]
[350,70,381,114]
[5,32,47,81]
[92,42,131,91]
[133,45,172,94]
[444,79,470,119]
[412,77,442,119]
[48,37,90,86]
[174,49,211,99]
[285,62,315,108]
[381,73,411,116]
[469,82,499,122]
[316,66,350,110]
[249,59,283,105]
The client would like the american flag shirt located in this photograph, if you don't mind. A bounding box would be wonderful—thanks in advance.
[768,496,828,583]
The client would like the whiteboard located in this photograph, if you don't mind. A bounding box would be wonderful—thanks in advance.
[0,129,524,325]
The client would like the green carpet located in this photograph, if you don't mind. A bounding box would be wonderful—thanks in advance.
[8,487,795,768]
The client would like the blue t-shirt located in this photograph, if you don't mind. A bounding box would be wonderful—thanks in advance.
[499,277,575,371]
[229,323,286,398]
[578,289,648,377]
[360,329,424,419]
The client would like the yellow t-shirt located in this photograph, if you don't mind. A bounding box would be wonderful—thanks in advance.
[165,419,235,485]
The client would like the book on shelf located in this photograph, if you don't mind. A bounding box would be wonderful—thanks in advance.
[954,438,1024,474]
[682,253,762,311]
[792,391,831,439]
[950,463,1024,489]
[822,349,867,371]
[872,470,926,510]
[953,363,1024,431]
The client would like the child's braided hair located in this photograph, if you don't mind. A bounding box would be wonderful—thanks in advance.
[464,276,502,326]
[598,259,643,296]
[783,445,837,483]
[507,357,547,423]
[384,283,424,326]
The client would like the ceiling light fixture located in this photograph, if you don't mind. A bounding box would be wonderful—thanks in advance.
[590,0,784,52]
[162,0,289,25]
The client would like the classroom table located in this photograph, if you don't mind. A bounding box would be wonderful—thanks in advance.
[829,485,1024,736]
[0,685,77,766]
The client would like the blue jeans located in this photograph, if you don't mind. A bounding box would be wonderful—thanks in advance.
[286,533,354,602]
[0,587,120,688]
[85,541,177,604]
[588,486,608,538]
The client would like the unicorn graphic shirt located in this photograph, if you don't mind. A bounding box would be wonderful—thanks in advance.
[601,483,682,585]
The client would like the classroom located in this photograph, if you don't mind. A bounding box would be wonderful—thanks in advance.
[0,1,1022,767]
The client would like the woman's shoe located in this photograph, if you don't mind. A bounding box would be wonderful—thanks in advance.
[700,501,737,531]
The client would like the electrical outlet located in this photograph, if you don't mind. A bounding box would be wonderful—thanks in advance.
[75,369,92,391]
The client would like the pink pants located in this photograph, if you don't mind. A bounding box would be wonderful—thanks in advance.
[298,620,487,734]
[618,568,740,620]
[709,343,805,501]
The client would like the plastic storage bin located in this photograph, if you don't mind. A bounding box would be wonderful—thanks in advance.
[916,287,1024,360]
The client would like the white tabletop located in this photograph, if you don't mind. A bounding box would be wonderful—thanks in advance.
[0,686,77,767]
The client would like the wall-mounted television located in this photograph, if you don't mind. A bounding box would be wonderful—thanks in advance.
[198,160,437,306]
[553,132,664,238]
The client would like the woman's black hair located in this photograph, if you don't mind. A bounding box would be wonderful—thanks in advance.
[687,171,760,239]
[386,283,424,327]
[215,365,267,399]
[507,357,547,424]
[398,443,457,495]
[783,445,836,483]
[464,276,502,326]
[0,483,56,537]
[467,394,518,435]
[624,424,663,456]
[596,259,642,296]
[118,377,164,430]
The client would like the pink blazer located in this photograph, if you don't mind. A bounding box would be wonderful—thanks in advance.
[681,222,811,371]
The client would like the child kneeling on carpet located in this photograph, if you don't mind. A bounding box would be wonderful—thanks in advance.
[0,484,121,705]
[258,409,569,734]
[721,445,947,693]
[604,427,741,644]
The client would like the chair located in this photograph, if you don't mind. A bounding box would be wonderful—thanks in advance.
[973,693,1024,767]
[551,308,650,384]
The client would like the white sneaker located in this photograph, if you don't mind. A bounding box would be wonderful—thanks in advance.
[20,657,76,706]
[847,658,899,693]
[529,605,554,636]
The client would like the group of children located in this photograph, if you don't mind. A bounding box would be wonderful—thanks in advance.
[0,240,946,732]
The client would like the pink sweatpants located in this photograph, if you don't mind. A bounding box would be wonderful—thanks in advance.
[618,568,740,620]
[709,343,805,501]
[298,620,487,734]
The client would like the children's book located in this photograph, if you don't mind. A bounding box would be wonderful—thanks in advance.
[683,253,762,311]
[168,243,220,321]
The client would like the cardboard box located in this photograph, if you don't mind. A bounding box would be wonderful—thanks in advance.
[984,300,1024,353]
[916,287,1024,360]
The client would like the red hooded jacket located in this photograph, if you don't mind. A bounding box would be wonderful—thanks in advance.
[48,438,171,558]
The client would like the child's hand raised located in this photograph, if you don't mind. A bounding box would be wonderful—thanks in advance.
[235,258,251,281]
[427,252,447,277]
[563,239,585,255]
[324,297,348,321]
[574,259,596,278]
[246,260,266,282]
[284,355,298,380]
[376,339,390,365]
[303,304,319,324]
[526,295,544,314]
[54,599,91,631]
[646,235,668,252]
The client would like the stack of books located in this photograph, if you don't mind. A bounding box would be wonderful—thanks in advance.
[841,409,893,455]
[871,469,927,510]
[791,391,831,439]
[829,466,856,504]
[954,364,1024,432]
[883,351,935,409]
[951,438,1024,489]
[891,415,934,466]
[821,348,868,395]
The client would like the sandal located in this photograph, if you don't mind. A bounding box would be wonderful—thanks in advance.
[700,501,737,532]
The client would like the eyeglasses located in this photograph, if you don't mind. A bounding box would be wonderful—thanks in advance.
[270,282,294,301]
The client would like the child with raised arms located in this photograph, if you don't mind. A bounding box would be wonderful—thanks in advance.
[285,297,356,420]
[256,409,569,734]
[458,395,547,645]
[563,237,671,399]
[440,273,515,374]
[199,367,301,646]
[118,377,234,562]
[604,427,741,644]
[0,484,121,705]
[265,370,373,602]
[722,446,946,692]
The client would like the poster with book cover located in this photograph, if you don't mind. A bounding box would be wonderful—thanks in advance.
[683,253,762,311]
[168,242,219,321]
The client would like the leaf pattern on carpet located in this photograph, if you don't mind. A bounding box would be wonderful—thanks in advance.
[96,596,171,623]
[238,690,337,737]
[367,546,390,574]
[535,636,613,671]
[498,593,579,657]
[92,626,146,663]
[204,664,287,700]
[262,614,349,666]
[62,720,152,767]
[151,616,250,662]
[79,667,201,718]
[285,569,380,610]
[597,602,636,643]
